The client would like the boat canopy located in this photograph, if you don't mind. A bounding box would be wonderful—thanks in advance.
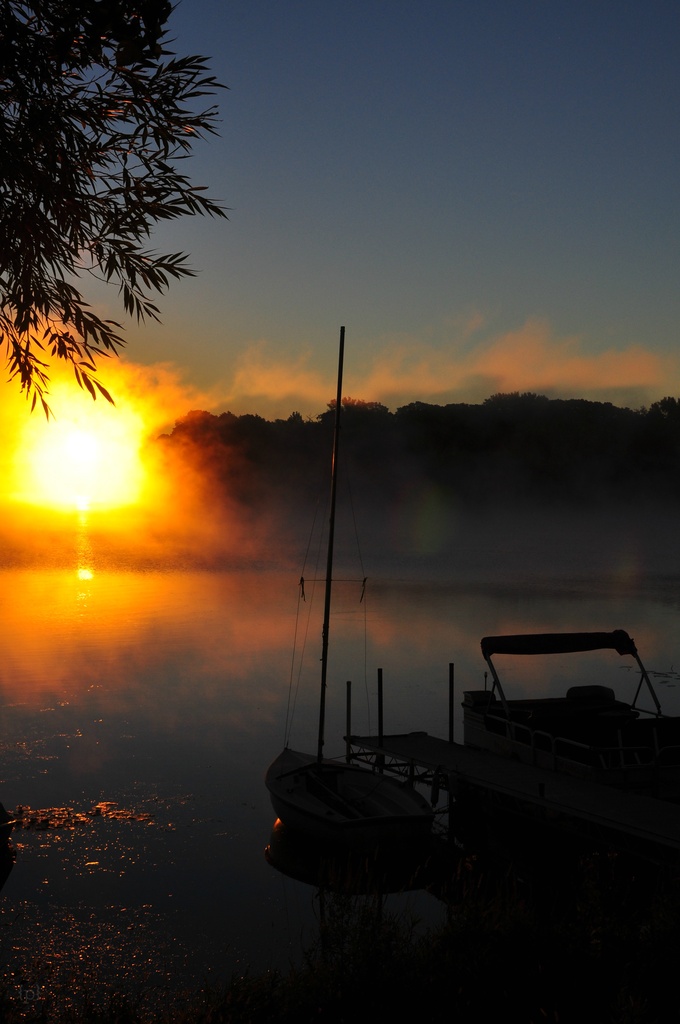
[481,630,638,660]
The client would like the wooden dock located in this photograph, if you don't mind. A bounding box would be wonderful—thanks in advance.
[348,732,680,863]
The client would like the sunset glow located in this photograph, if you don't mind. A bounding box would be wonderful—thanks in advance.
[9,379,149,512]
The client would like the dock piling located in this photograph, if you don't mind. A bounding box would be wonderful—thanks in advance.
[448,662,454,743]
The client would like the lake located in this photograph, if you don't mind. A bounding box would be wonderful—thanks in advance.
[2,505,680,1012]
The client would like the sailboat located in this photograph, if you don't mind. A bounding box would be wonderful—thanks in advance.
[265,328,434,845]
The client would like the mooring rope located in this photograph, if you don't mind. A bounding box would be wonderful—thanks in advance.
[283,461,373,744]
[283,494,326,746]
[344,463,372,736]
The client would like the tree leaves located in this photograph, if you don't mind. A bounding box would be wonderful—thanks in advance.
[0,0,226,414]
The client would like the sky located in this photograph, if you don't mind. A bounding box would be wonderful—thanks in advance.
[83,1,680,419]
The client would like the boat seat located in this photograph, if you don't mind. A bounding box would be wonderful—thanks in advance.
[463,690,498,709]
[566,685,615,702]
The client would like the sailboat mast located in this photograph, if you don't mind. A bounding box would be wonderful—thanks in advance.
[317,326,345,764]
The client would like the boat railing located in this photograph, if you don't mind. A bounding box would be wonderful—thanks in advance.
[531,729,629,771]
[483,709,665,773]
[657,744,680,767]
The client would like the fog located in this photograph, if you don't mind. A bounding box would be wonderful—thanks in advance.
[2,378,680,592]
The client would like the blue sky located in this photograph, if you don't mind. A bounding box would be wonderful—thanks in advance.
[111,1,680,417]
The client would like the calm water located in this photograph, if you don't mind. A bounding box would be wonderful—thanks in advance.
[2,506,680,1010]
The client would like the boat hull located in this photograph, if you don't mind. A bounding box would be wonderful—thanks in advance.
[265,749,434,846]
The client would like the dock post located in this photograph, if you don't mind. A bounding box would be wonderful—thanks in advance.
[345,680,351,762]
[378,668,383,743]
[377,668,384,773]
[448,772,455,839]
[448,662,454,743]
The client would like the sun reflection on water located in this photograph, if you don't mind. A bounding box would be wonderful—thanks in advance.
[75,511,95,586]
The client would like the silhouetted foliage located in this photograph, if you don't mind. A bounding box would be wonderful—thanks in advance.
[649,396,680,421]
[161,394,680,517]
[0,0,225,413]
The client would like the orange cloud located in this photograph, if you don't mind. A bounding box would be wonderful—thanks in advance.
[218,320,679,417]
[362,320,672,408]
[227,341,330,415]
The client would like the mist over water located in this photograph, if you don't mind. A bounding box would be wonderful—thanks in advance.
[2,496,680,1008]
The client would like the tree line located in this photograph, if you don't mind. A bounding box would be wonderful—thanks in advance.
[158,393,680,510]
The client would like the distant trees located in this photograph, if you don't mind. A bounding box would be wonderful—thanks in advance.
[649,397,680,422]
[0,0,225,412]
[160,394,680,512]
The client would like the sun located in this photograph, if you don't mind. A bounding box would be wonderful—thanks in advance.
[10,379,149,512]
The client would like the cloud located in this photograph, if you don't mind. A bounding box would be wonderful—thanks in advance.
[226,341,330,416]
[5,318,671,432]
[364,320,673,408]
[216,319,678,417]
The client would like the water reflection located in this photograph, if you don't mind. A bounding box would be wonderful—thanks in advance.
[76,510,95,584]
[265,817,445,895]
[2,540,680,998]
